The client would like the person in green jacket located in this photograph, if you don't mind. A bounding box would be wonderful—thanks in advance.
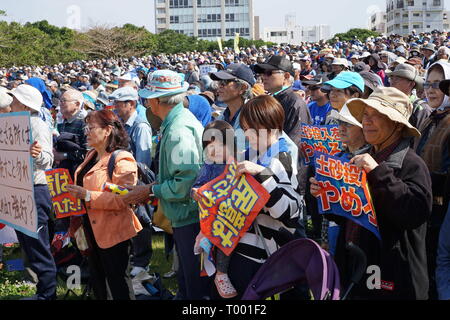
[123,70,210,300]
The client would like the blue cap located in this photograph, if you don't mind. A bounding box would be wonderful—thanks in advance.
[292,80,305,92]
[109,86,139,101]
[210,63,256,87]
[324,72,365,93]
[139,70,189,99]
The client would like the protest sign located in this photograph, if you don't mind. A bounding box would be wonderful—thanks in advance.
[197,162,270,256]
[0,112,38,239]
[314,151,380,240]
[300,124,343,165]
[45,168,86,219]
[199,64,217,76]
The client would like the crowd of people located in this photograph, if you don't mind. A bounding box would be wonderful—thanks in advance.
[0,29,449,301]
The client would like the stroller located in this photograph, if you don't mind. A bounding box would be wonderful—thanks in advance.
[242,238,366,300]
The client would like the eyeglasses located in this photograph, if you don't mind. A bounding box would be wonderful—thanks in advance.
[260,70,285,77]
[83,126,102,134]
[218,80,236,87]
[423,82,441,90]
[60,99,77,104]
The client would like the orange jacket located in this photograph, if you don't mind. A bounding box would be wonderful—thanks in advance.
[74,149,142,249]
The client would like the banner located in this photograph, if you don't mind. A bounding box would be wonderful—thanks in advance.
[300,124,343,165]
[234,33,240,54]
[199,64,218,77]
[217,37,223,52]
[197,162,270,256]
[0,112,38,239]
[314,151,380,240]
[45,168,86,219]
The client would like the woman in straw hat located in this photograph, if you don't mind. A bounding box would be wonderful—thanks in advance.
[313,87,432,300]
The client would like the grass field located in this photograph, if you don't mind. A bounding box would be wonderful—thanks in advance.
[0,232,178,300]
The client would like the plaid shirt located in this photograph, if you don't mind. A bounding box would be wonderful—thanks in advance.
[56,109,87,164]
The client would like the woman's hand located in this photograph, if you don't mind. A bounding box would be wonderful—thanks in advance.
[191,188,201,202]
[309,177,322,198]
[350,154,379,173]
[194,231,205,255]
[122,183,155,205]
[236,161,265,177]
[66,185,87,199]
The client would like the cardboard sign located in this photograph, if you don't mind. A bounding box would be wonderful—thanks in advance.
[0,112,38,239]
[45,168,86,219]
[314,152,380,240]
[197,162,270,256]
[199,64,218,76]
[300,124,343,165]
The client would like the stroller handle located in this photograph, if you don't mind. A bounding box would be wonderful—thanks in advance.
[345,242,367,284]
[341,242,368,300]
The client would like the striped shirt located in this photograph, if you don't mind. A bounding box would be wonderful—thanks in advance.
[235,151,304,264]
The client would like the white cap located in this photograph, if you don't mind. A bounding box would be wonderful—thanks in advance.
[332,58,349,68]
[330,103,362,128]
[9,84,43,112]
[0,87,13,109]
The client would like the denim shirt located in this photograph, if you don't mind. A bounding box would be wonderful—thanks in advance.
[437,203,450,300]
[124,110,153,169]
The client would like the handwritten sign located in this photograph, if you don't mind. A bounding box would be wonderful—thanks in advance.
[45,168,86,219]
[197,162,270,256]
[199,64,218,76]
[300,124,343,165]
[314,152,380,240]
[0,112,38,239]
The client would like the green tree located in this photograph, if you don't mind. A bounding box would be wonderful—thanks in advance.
[331,28,381,42]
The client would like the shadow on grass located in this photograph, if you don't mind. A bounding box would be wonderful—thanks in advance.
[1,232,178,300]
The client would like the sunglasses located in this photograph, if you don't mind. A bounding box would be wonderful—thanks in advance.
[260,70,285,77]
[423,82,441,90]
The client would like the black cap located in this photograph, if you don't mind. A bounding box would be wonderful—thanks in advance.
[254,56,294,76]
[210,63,256,86]
[302,75,327,86]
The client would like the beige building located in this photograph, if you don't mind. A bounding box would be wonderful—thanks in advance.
[155,0,255,40]
[386,0,449,35]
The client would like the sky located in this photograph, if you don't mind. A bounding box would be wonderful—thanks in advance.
[1,0,450,36]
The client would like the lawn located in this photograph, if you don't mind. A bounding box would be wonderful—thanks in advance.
[0,232,177,300]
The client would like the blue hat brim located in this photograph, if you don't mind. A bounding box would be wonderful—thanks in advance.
[138,82,189,99]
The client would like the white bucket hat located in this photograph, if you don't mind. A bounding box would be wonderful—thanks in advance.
[8,84,43,112]
[330,104,363,128]
[0,87,13,109]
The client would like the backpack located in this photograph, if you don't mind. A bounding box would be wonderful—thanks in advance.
[107,150,156,222]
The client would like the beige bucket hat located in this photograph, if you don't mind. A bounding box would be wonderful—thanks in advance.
[346,87,421,137]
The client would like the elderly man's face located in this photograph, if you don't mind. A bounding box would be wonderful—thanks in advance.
[361,106,399,146]
[60,92,81,120]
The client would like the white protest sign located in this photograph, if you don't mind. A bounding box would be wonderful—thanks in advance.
[199,64,217,76]
[0,112,38,239]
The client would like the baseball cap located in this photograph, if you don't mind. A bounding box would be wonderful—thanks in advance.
[210,63,256,86]
[138,70,189,100]
[292,80,305,92]
[324,71,365,92]
[8,84,43,112]
[254,56,294,76]
[109,86,139,102]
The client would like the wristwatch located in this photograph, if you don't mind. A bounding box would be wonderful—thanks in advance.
[85,190,91,202]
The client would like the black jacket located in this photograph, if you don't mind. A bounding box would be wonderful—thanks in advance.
[273,87,311,137]
[333,139,432,300]
[274,87,312,195]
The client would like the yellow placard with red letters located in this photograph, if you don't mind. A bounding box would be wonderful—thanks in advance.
[197,162,270,256]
